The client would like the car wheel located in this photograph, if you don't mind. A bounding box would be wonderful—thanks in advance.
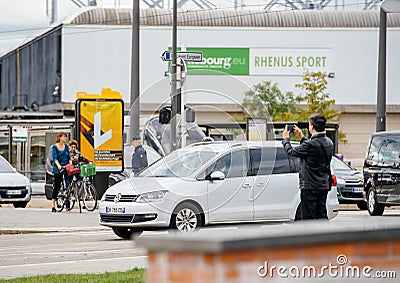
[170,202,201,232]
[13,201,28,208]
[356,201,368,210]
[367,188,384,216]
[112,227,143,240]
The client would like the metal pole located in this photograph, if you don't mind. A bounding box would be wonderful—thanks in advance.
[170,0,178,151]
[130,0,140,140]
[8,125,12,164]
[376,8,387,132]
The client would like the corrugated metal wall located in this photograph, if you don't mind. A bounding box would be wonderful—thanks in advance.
[68,8,400,28]
[0,27,61,109]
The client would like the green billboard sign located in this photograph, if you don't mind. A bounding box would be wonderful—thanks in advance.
[169,48,250,75]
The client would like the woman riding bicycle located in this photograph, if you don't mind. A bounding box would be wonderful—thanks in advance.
[51,132,72,212]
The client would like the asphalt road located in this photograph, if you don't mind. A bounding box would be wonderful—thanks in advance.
[1,203,400,279]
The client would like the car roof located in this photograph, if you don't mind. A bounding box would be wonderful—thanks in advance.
[371,130,400,137]
[186,140,297,155]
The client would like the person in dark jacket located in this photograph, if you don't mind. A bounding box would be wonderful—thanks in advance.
[282,114,333,220]
[131,135,148,176]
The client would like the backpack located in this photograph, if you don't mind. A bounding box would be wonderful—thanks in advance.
[47,144,56,166]
[47,145,59,173]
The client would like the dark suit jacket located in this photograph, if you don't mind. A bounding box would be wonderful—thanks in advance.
[282,133,333,190]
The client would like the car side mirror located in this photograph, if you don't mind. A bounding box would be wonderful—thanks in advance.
[208,171,225,181]
[12,167,17,173]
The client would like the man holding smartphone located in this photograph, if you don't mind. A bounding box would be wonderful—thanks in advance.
[282,114,333,220]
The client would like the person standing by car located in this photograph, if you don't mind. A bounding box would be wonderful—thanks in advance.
[51,132,72,212]
[282,114,333,220]
[131,135,148,176]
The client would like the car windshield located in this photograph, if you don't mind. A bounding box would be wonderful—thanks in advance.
[331,157,352,171]
[140,149,217,178]
[0,157,14,173]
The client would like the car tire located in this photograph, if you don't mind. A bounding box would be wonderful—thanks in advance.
[356,201,368,210]
[367,187,384,216]
[112,227,143,240]
[13,201,28,208]
[170,202,201,232]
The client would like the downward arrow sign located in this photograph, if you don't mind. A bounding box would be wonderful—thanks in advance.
[94,111,112,149]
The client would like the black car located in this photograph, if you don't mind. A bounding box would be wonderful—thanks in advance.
[363,131,400,215]
[331,156,367,210]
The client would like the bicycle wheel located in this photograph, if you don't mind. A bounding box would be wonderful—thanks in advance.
[67,183,77,210]
[55,191,66,212]
[83,183,97,211]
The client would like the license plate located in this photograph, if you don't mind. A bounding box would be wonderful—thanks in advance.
[6,190,21,195]
[106,207,126,214]
[352,187,363,193]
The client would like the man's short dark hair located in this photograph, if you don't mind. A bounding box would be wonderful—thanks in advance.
[309,114,327,132]
[132,135,141,141]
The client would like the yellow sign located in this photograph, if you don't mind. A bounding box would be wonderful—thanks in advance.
[77,99,124,172]
[76,88,123,99]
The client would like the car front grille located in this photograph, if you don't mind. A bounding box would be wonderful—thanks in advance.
[344,179,363,186]
[341,192,363,198]
[0,187,28,199]
[104,194,138,202]
[100,214,134,223]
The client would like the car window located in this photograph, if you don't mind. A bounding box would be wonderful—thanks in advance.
[368,136,400,167]
[250,148,290,175]
[289,157,300,173]
[331,157,352,171]
[0,156,14,173]
[205,150,248,179]
[140,148,216,178]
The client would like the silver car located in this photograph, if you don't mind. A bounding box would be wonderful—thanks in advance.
[99,141,339,239]
[0,155,31,208]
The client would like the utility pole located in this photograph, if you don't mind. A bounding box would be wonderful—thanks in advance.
[130,0,140,140]
[376,0,400,132]
[170,0,178,151]
[376,7,386,132]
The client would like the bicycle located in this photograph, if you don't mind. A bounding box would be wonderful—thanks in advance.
[55,164,97,213]
[79,163,98,212]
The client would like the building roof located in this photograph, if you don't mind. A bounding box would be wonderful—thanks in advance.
[2,8,400,59]
[65,8,400,28]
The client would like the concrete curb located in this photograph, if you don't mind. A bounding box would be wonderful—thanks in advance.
[0,226,109,235]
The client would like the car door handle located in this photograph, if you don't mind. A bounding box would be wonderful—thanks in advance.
[242,183,252,189]
[256,182,265,187]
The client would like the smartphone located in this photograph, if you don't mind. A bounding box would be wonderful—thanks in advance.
[287,124,294,132]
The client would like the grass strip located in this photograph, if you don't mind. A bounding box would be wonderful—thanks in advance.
[0,268,145,283]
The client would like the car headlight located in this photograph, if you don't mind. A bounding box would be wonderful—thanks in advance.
[101,194,106,201]
[136,190,168,203]
[337,178,345,186]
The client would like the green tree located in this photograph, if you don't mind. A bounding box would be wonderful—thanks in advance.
[295,70,339,121]
[295,70,347,144]
[241,80,296,121]
[241,70,347,144]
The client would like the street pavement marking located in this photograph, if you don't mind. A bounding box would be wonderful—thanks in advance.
[0,255,148,268]
[0,249,139,258]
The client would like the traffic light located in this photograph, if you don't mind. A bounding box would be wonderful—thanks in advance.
[186,107,195,123]
[159,107,171,124]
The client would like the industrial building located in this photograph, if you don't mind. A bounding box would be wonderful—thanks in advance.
[1,8,400,168]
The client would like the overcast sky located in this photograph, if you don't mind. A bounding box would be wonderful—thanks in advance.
[0,0,368,55]
[0,0,135,55]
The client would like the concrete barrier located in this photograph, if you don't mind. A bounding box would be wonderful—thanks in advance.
[138,220,400,283]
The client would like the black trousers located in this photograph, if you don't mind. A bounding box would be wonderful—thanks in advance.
[296,189,329,221]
